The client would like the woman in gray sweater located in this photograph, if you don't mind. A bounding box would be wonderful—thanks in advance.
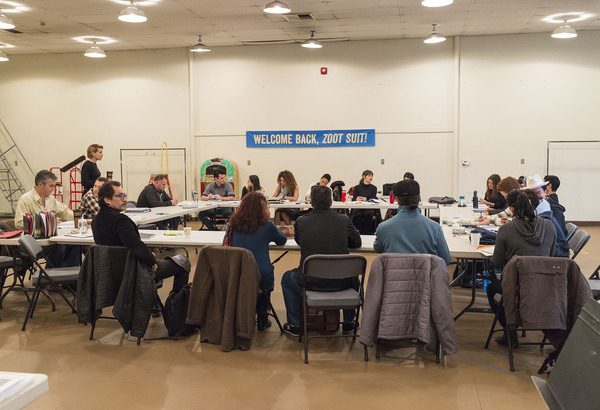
[488,190,557,346]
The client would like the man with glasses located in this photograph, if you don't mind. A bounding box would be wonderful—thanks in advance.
[92,181,189,293]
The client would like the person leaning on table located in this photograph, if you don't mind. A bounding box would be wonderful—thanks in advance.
[373,179,451,264]
[79,176,107,220]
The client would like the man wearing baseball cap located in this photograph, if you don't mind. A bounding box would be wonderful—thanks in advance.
[373,179,451,264]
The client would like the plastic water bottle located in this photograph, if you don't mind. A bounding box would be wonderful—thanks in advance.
[191,185,198,205]
[473,190,479,209]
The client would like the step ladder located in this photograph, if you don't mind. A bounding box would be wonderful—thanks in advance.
[0,119,34,212]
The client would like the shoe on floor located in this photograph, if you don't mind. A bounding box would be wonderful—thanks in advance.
[495,331,519,348]
[342,323,358,335]
[257,319,272,332]
[283,323,300,336]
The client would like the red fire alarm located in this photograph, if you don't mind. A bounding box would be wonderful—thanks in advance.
[320,67,327,75]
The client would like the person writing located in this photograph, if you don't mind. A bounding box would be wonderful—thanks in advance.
[273,170,299,226]
[136,174,179,230]
[305,173,331,201]
[480,174,505,211]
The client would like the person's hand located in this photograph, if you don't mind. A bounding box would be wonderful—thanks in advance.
[356,196,367,201]
[478,217,490,226]
[500,217,509,225]
[478,215,484,222]
[171,199,179,205]
[152,264,158,271]
[214,194,223,200]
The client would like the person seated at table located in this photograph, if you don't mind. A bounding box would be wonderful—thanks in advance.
[272,170,300,226]
[226,192,287,331]
[15,169,80,267]
[487,190,556,347]
[281,185,361,336]
[544,175,567,235]
[478,176,521,226]
[305,173,331,201]
[136,174,180,230]
[93,181,190,293]
[480,174,505,211]
[199,170,237,230]
[351,169,381,234]
[374,179,451,264]
[80,177,107,220]
[523,189,569,258]
[241,175,265,198]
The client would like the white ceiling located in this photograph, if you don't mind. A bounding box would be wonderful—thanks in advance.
[1,0,599,55]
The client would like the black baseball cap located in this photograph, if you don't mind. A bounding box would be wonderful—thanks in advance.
[393,180,420,197]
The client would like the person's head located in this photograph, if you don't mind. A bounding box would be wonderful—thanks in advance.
[403,172,415,180]
[496,176,521,198]
[153,174,168,191]
[518,176,527,188]
[393,179,420,210]
[213,170,226,186]
[544,175,560,195]
[506,190,535,221]
[486,174,501,195]
[248,175,261,191]
[311,185,332,210]
[319,174,331,186]
[360,170,373,185]
[98,181,127,211]
[34,170,58,198]
[92,177,108,196]
[87,144,104,161]
[277,170,297,192]
[229,191,269,233]
[523,189,540,209]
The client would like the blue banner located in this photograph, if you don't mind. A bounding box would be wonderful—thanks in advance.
[246,129,375,148]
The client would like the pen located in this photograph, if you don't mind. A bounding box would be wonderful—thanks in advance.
[156,212,166,215]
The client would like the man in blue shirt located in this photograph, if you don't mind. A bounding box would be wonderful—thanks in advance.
[373,179,451,264]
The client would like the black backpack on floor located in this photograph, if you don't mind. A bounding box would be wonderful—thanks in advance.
[162,283,197,338]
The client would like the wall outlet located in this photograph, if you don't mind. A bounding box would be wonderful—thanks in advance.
[381,159,385,164]
[247,160,251,165]
[462,159,470,166]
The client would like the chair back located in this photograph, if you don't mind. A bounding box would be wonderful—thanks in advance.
[303,254,367,281]
[568,229,590,259]
[18,234,43,260]
[565,222,578,241]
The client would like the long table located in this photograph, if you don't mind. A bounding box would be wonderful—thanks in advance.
[124,204,217,226]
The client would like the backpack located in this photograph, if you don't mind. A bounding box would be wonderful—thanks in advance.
[162,283,196,338]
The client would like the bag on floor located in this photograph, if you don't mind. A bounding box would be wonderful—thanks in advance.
[163,283,196,338]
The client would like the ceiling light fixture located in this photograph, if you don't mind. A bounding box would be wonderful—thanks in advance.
[551,20,577,39]
[0,50,9,62]
[0,13,16,29]
[424,24,446,44]
[190,35,211,52]
[301,31,322,49]
[84,42,107,58]
[421,0,453,7]
[263,0,291,14]
[118,1,147,23]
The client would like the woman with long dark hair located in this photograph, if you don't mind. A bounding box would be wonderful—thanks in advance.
[241,175,264,198]
[228,191,287,331]
[480,174,504,210]
[272,170,300,226]
[350,169,380,234]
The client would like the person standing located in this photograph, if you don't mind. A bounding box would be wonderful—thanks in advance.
[81,144,103,195]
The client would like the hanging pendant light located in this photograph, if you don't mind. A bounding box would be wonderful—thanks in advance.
[84,42,107,58]
[0,51,9,62]
[190,35,211,52]
[0,13,16,29]
[301,31,322,49]
[118,1,147,23]
[421,0,453,7]
[551,20,577,39]
[424,24,446,44]
[263,1,291,14]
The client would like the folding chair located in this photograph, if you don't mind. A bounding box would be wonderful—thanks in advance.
[301,254,367,364]
[564,222,578,242]
[18,235,79,331]
[568,229,590,259]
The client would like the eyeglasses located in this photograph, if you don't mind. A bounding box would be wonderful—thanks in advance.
[113,193,127,200]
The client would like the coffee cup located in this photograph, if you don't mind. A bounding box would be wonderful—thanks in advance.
[471,232,481,248]
[184,227,192,236]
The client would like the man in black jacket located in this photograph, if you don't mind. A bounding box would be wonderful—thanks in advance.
[544,174,567,235]
[281,185,362,336]
[136,174,180,230]
[93,181,189,293]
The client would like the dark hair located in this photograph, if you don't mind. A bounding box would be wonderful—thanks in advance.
[248,175,261,191]
[35,169,57,185]
[96,177,108,184]
[523,189,540,209]
[87,144,103,159]
[359,169,373,185]
[518,176,526,186]
[403,172,414,180]
[398,195,420,210]
[154,174,167,182]
[277,170,297,193]
[544,175,560,191]
[485,174,501,200]
[229,191,269,233]
[506,190,535,221]
[213,170,226,179]
[496,176,521,194]
[98,181,121,205]
[321,173,331,182]
[311,185,332,210]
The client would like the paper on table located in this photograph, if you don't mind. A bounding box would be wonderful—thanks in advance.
[64,232,94,238]
[477,245,494,256]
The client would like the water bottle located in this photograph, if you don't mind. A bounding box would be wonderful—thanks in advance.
[473,190,479,209]
[191,185,198,206]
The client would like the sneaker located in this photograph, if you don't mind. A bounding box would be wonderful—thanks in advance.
[342,324,358,335]
[283,323,300,336]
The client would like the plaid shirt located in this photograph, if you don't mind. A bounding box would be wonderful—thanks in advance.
[80,190,100,219]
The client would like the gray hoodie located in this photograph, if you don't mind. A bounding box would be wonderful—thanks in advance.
[493,217,557,268]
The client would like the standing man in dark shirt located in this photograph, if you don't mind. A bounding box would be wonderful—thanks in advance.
[281,185,362,336]
[93,181,189,292]
[136,174,180,230]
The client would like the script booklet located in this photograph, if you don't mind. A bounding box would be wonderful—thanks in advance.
[477,245,494,257]
[0,231,22,238]
[124,207,151,213]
